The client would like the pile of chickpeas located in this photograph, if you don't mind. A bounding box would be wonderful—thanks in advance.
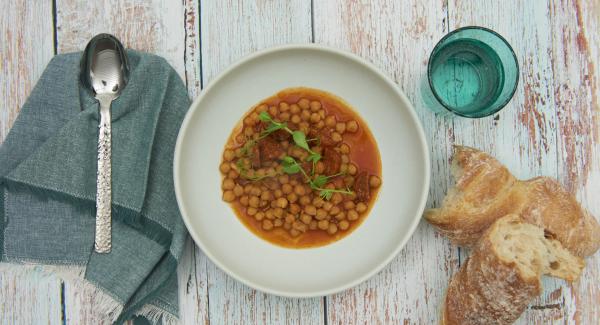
[220,97,381,238]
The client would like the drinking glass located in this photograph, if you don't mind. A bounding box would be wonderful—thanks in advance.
[424,26,519,118]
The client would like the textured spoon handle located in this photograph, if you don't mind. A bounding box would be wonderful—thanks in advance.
[95,96,112,253]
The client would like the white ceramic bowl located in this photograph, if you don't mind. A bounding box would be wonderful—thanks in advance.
[174,44,430,297]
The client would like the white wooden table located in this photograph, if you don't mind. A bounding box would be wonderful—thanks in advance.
[1,1,598,324]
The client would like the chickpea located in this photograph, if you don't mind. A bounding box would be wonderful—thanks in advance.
[290,104,301,114]
[279,102,290,112]
[310,100,322,111]
[219,162,231,174]
[235,134,245,143]
[356,202,367,213]
[284,222,292,230]
[291,114,301,124]
[268,105,278,116]
[300,195,311,206]
[249,196,260,208]
[344,176,354,187]
[339,220,350,230]
[260,191,271,202]
[310,112,321,123]
[323,202,333,211]
[247,207,257,216]
[327,224,338,235]
[313,197,325,208]
[287,193,298,203]
[346,120,358,133]
[251,187,262,197]
[315,161,325,174]
[339,164,348,174]
[317,219,329,230]
[347,164,357,175]
[347,210,359,221]
[343,201,355,210]
[290,179,299,186]
[331,193,343,205]
[222,178,235,190]
[244,128,254,137]
[301,214,312,225]
[282,183,293,194]
[318,110,326,119]
[341,155,350,164]
[301,110,311,122]
[331,132,342,143]
[262,219,274,230]
[335,211,346,220]
[284,213,294,222]
[233,184,244,197]
[274,219,283,227]
[290,229,301,237]
[255,212,265,221]
[265,209,274,219]
[280,112,291,122]
[260,200,268,208]
[309,220,318,230]
[273,208,284,219]
[316,209,327,220]
[298,98,310,109]
[325,115,336,127]
[335,122,346,134]
[227,170,240,179]
[316,120,325,129]
[223,191,235,202]
[223,149,235,161]
[289,203,301,214]
[257,104,268,113]
[293,221,307,232]
[276,197,288,209]
[369,175,382,188]
[299,122,310,134]
[330,206,341,216]
[274,189,283,198]
[340,143,350,154]
[239,195,249,206]
[294,184,306,196]
[305,205,317,216]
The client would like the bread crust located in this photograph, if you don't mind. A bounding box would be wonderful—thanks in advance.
[442,215,583,325]
[425,146,600,257]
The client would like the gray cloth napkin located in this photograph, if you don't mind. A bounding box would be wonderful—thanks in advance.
[0,50,190,324]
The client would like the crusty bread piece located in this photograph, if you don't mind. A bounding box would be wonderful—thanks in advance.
[425,145,600,257]
[442,215,584,325]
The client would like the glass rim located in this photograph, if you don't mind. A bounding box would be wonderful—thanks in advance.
[427,25,520,118]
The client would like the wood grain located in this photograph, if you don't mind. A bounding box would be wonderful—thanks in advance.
[313,1,459,323]
[550,0,600,323]
[197,1,324,324]
[0,1,61,323]
[1,0,599,324]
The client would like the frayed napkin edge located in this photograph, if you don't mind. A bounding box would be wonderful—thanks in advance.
[0,262,177,325]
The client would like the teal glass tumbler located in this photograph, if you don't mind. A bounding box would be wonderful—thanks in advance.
[426,26,519,118]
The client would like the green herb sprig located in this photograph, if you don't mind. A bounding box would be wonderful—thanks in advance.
[259,112,322,164]
[280,156,352,200]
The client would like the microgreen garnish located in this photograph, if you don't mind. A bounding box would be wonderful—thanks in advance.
[280,156,352,200]
[259,112,321,166]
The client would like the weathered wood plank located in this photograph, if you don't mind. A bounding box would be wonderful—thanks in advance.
[199,1,324,324]
[550,0,600,324]
[55,1,201,323]
[0,1,62,324]
[313,1,459,323]
[0,266,63,325]
[445,1,580,324]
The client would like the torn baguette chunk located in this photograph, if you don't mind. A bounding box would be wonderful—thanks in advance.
[425,145,600,257]
[443,215,584,325]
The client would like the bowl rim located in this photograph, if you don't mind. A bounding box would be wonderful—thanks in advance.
[173,43,431,297]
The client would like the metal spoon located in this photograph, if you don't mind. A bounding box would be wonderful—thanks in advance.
[80,34,130,253]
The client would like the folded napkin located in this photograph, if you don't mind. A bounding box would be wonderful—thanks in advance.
[0,50,190,324]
